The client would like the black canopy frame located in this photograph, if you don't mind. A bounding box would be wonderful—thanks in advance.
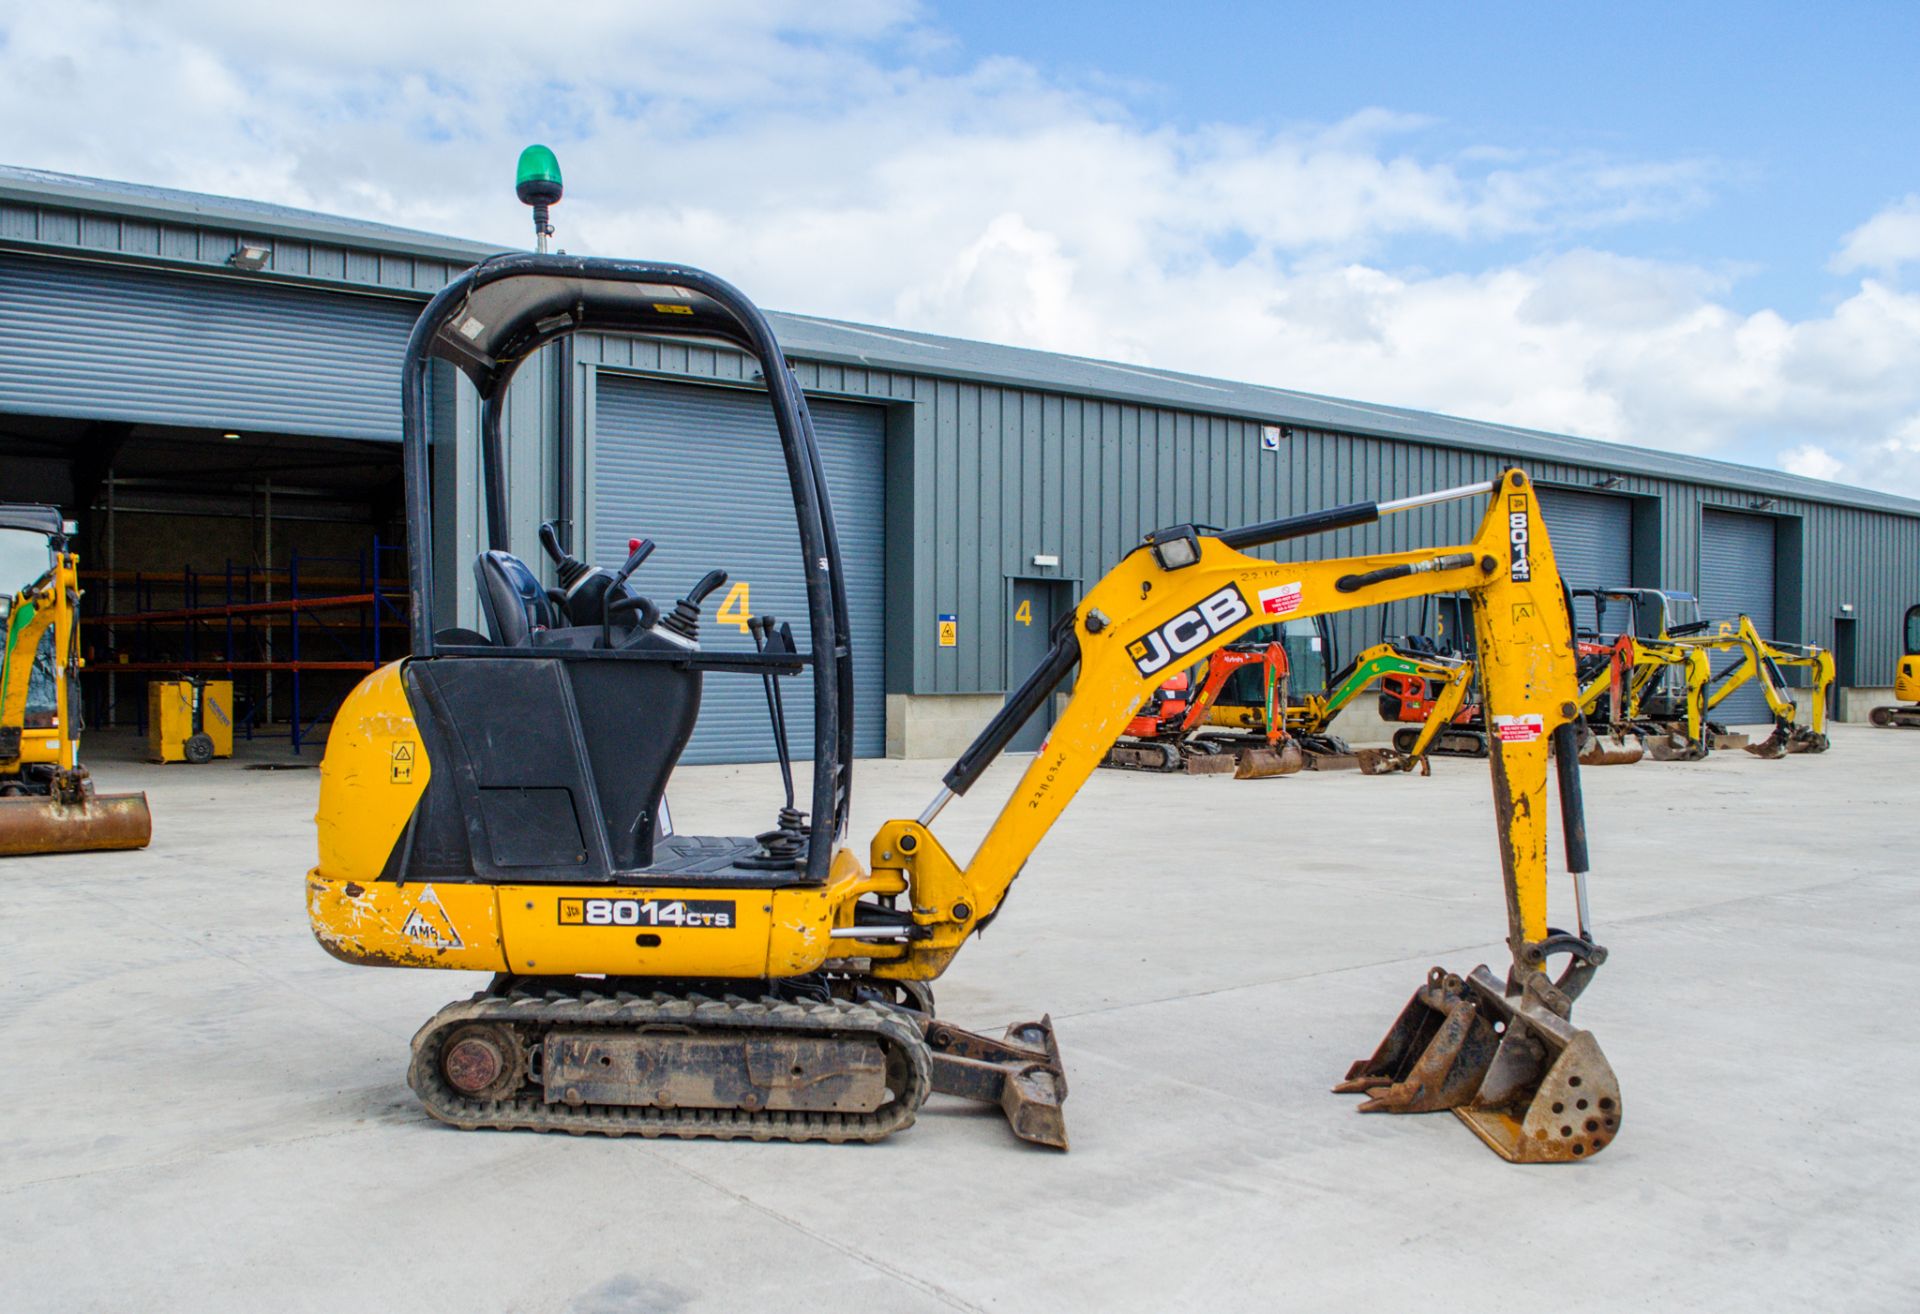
[399,254,855,872]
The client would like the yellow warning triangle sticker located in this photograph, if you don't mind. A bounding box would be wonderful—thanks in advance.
[400,884,463,950]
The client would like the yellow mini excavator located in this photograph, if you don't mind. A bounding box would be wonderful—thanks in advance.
[1869,605,1920,727]
[1689,615,1833,757]
[0,505,152,855]
[306,250,1619,1163]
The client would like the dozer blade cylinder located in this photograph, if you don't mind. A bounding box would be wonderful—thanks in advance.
[1337,965,1621,1163]
[0,791,152,856]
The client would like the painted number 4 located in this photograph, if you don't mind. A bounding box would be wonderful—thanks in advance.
[1015,599,1033,627]
[717,580,752,632]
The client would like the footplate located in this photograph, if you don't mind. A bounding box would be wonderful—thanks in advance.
[1336,966,1621,1163]
[924,1015,1070,1150]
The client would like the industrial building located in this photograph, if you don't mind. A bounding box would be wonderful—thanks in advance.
[3,163,1916,762]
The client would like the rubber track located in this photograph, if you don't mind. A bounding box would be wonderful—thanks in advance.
[408,985,933,1144]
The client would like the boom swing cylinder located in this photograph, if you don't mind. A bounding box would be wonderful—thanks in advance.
[306,244,1616,1162]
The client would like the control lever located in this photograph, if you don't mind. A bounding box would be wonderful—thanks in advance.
[659,569,728,644]
[601,537,656,648]
[741,614,808,870]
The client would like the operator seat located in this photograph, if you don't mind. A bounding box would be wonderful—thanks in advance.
[474,550,552,646]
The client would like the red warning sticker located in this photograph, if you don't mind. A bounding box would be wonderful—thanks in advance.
[1492,714,1545,743]
[1257,582,1304,617]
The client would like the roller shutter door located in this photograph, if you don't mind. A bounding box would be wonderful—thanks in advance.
[0,253,417,441]
[1535,487,1633,595]
[593,378,885,764]
[1699,510,1777,726]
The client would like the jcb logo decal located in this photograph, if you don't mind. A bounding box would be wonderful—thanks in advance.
[1507,495,1532,583]
[1127,586,1251,676]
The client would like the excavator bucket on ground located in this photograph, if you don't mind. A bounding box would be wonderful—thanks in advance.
[1335,965,1621,1162]
[1645,729,1707,761]
[1576,728,1644,767]
[1232,741,1304,778]
[0,771,151,856]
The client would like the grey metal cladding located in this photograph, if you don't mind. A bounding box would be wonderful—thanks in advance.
[1534,487,1634,594]
[591,375,886,764]
[0,252,417,441]
[1699,509,1779,725]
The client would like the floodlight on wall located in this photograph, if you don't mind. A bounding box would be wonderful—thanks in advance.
[1593,475,1623,490]
[228,244,271,272]
[1750,497,1777,510]
[222,432,241,442]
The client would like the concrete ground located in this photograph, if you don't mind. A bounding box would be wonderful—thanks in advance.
[2,722,1917,1312]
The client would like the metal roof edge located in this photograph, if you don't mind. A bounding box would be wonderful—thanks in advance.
[5,165,1917,520]
[766,312,1920,520]
[0,165,503,264]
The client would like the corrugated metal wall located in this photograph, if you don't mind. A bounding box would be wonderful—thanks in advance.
[0,252,418,440]
[566,333,1920,701]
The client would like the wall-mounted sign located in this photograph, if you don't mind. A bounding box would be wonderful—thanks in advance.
[1260,425,1283,452]
[937,613,958,647]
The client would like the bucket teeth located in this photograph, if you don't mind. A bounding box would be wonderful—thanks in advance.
[1337,965,1621,1163]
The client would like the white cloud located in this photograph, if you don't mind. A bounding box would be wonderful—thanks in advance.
[2,2,1919,497]
[1831,196,1920,275]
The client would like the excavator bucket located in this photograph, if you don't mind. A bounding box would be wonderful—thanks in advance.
[1336,966,1621,1163]
[1233,741,1304,778]
[0,789,152,856]
[1645,731,1706,762]
[1577,732,1643,767]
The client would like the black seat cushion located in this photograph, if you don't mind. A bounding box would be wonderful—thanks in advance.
[474,551,554,647]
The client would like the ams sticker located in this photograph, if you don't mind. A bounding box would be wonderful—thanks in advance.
[1126,586,1250,676]
[1492,714,1544,743]
[559,897,736,929]
[401,884,464,950]
[1507,495,1532,582]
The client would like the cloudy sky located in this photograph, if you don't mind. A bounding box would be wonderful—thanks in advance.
[3,1,1918,493]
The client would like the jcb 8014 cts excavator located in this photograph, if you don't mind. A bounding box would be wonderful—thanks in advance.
[1,505,152,856]
[306,252,1619,1163]
[1870,605,1920,727]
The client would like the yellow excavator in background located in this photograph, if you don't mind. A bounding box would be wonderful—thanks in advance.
[1688,615,1832,757]
[0,505,152,856]
[306,249,1618,1164]
[1869,604,1920,727]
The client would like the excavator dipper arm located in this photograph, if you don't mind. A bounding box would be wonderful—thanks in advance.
[856,469,1619,1162]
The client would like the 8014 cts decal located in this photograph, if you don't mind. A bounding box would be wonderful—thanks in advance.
[1508,494,1532,582]
[559,897,736,928]
[1127,585,1251,675]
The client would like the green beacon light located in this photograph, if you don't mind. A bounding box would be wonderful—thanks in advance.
[515,145,564,252]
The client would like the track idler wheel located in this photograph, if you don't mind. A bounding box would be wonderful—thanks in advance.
[1336,965,1621,1163]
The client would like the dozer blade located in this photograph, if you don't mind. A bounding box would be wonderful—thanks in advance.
[1578,734,1643,767]
[1708,727,1751,751]
[0,790,151,857]
[1336,966,1621,1163]
[923,1015,1069,1150]
[1743,731,1788,759]
[1233,742,1304,779]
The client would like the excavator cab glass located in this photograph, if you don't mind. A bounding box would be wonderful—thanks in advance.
[1904,604,1920,656]
[0,524,54,627]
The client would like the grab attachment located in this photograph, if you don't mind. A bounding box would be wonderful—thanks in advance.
[923,1015,1070,1150]
[1335,964,1621,1162]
